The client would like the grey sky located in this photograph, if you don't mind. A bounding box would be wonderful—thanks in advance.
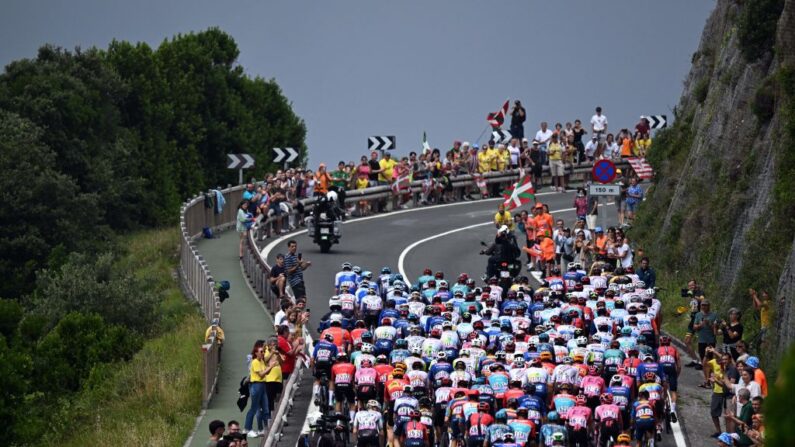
[1,0,714,167]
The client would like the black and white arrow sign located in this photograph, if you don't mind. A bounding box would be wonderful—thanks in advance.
[273,147,298,164]
[492,129,512,144]
[227,153,255,169]
[642,115,668,129]
[368,136,396,151]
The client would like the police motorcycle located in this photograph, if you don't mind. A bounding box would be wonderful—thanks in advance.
[306,191,343,253]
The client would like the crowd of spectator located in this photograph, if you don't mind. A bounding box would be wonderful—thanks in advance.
[233,106,656,240]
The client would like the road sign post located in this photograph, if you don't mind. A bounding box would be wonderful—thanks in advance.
[591,160,619,231]
[227,153,255,185]
[273,147,298,170]
[368,136,396,152]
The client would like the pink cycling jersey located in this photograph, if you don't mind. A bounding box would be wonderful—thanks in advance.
[595,404,622,423]
[355,367,377,386]
[567,406,592,430]
[580,375,605,397]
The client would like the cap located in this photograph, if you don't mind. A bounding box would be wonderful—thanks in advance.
[595,227,604,233]
[522,137,529,142]
[534,203,543,209]
[616,168,622,174]
[498,225,509,235]
[718,433,733,445]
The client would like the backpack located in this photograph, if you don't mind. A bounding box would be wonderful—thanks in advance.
[202,227,214,239]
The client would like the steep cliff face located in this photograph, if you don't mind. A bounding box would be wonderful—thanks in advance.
[634,0,795,364]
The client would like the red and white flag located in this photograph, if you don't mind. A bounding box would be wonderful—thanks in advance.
[487,99,510,128]
[626,157,654,179]
[391,174,411,194]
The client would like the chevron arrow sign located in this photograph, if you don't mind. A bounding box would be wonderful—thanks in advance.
[368,136,396,151]
[642,114,667,129]
[227,153,255,169]
[273,147,298,164]
[492,129,512,144]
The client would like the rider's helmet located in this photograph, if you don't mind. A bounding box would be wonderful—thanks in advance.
[394,339,408,349]
[361,331,373,342]
[436,351,447,360]
[336,352,348,361]
[361,358,373,368]
[588,365,599,376]
[610,375,624,386]
[329,314,343,325]
[434,271,445,279]
[635,280,646,289]
[409,346,422,355]
[643,371,657,382]
[367,399,380,410]
[341,262,352,270]
[600,393,613,404]
[438,280,449,289]
[362,271,373,279]
[361,343,374,354]
[502,433,515,442]
[547,411,560,422]
[326,191,338,202]
[576,336,588,347]
[575,394,587,406]
[376,354,388,364]
[352,265,362,275]
[381,267,391,274]
[323,333,335,342]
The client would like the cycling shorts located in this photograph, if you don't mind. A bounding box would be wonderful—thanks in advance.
[334,384,355,403]
[357,384,376,401]
[433,404,446,427]
[449,418,466,438]
[634,419,656,440]
[313,363,331,380]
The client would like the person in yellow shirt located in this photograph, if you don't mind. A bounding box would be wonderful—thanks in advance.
[494,203,514,231]
[477,146,492,174]
[547,134,566,192]
[487,142,500,171]
[204,319,225,344]
[496,144,510,171]
[263,337,284,416]
[378,152,397,183]
[245,344,272,436]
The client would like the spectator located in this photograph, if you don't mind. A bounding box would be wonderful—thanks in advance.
[277,325,300,381]
[367,151,382,185]
[745,356,768,397]
[284,240,310,298]
[208,419,226,447]
[547,134,566,192]
[614,234,633,269]
[355,169,371,216]
[605,133,620,161]
[584,135,599,161]
[269,254,287,299]
[625,176,644,225]
[720,308,744,359]
[572,119,587,163]
[725,367,761,430]
[706,347,729,437]
[274,299,292,327]
[533,121,553,165]
[236,200,256,259]
[205,318,225,345]
[590,106,608,140]
[245,344,270,438]
[528,141,543,187]
[263,337,284,414]
[636,256,656,288]
[313,163,332,196]
[749,289,772,349]
[695,300,719,370]
[510,100,526,139]
[494,203,514,231]
[508,138,521,169]
[227,420,241,436]
[330,161,350,213]
[574,188,588,220]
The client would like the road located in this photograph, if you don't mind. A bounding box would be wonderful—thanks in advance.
[260,190,710,446]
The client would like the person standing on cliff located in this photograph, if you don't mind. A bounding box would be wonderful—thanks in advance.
[590,106,608,141]
[510,100,526,139]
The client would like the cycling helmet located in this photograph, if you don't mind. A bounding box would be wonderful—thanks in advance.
[477,402,490,411]
[620,326,632,336]
[513,357,525,367]
[403,385,413,393]
[516,407,528,416]
[430,328,442,338]
[361,343,374,354]
[394,339,408,349]
[635,280,646,289]
[336,351,348,360]
[576,336,588,346]
[328,297,342,308]
[381,317,392,326]
[600,393,613,404]
[572,352,584,362]
[502,433,515,442]
[323,333,334,342]
[434,271,445,279]
[329,314,343,325]
[460,348,471,357]
[367,399,380,409]
[436,351,447,360]
[362,270,373,279]
[539,351,553,361]
[361,358,372,367]
[362,331,373,341]
[341,262,352,270]
[643,371,657,382]
[438,280,449,289]
[471,338,483,348]
[575,394,587,405]
[381,267,391,274]
[410,346,422,355]
[617,434,631,443]
[376,354,388,364]
[547,411,560,422]
[326,191,338,202]
[610,375,623,386]
[588,365,599,376]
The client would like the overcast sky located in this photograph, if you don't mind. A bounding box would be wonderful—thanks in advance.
[1,0,715,167]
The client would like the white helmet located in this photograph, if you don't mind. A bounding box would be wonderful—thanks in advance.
[635,281,646,289]
[326,191,338,202]
[471,338,483,348]
[329,296,342,308]
[361,343,374,354]
[644,289,656,297]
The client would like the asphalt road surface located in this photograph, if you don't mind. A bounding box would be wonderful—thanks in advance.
[261,191,708,446]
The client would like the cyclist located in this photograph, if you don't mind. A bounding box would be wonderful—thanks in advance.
[486,411,513,446]
[566,394,592,447]
[656,335,680,421]
[355,358,378,410]
[467,402,494,447]
[594,393,623,447]
[630,390,656,445]
[392,385,419,447]
[538,410,568,446]
[353,399,383,447]
[330,352,356,417]
[613,433,633,447]
[335,261,357,294]
[402,410,429,447]
[507,407,536,447]
[311,332,338,406]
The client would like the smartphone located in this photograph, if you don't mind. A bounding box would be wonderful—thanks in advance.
[298,252,303,261]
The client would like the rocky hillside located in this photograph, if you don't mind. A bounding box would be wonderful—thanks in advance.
[633,0,795,367]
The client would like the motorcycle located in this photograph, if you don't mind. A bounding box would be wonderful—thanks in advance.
[305,197,342,253]
[479,241,522,294]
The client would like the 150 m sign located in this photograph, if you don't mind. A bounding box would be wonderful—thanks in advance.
[589,184,620,196]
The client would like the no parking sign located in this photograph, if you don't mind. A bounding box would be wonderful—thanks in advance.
[592,160,617,184]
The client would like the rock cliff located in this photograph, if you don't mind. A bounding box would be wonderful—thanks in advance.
[633,0,795,366]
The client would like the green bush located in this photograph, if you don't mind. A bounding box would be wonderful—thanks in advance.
[694,77,710,103]
[753,76,777,122]
[29,252,160,335]
[34,312,141,394]
[737,0,785,61]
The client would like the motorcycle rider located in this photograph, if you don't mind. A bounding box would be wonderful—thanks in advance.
[481,225,520,280]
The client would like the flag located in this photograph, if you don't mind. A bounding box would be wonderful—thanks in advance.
[501,175,535,210]
[487,99,510,128]
[391,174,411,194]
[422,131,431,154]
[626,157,654,179]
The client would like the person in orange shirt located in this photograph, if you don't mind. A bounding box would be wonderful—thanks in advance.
[620,132,634,157]
[531,202,554,237]
[523,231,555,276]
[593,227,608,260]
[314,163,333,196]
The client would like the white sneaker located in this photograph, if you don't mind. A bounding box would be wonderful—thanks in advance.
[247,431,260,438]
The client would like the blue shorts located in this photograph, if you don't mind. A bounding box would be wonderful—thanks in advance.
[450,418,466,438]
[625,200,638,212]
[634,419,656,440]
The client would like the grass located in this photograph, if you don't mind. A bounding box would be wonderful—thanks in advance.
[38,228,205,447]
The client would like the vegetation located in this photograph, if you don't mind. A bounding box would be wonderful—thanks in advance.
[766,345,795,446]
[737,0,785,61]
[0,29,306,445]
[0,28,306,299]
